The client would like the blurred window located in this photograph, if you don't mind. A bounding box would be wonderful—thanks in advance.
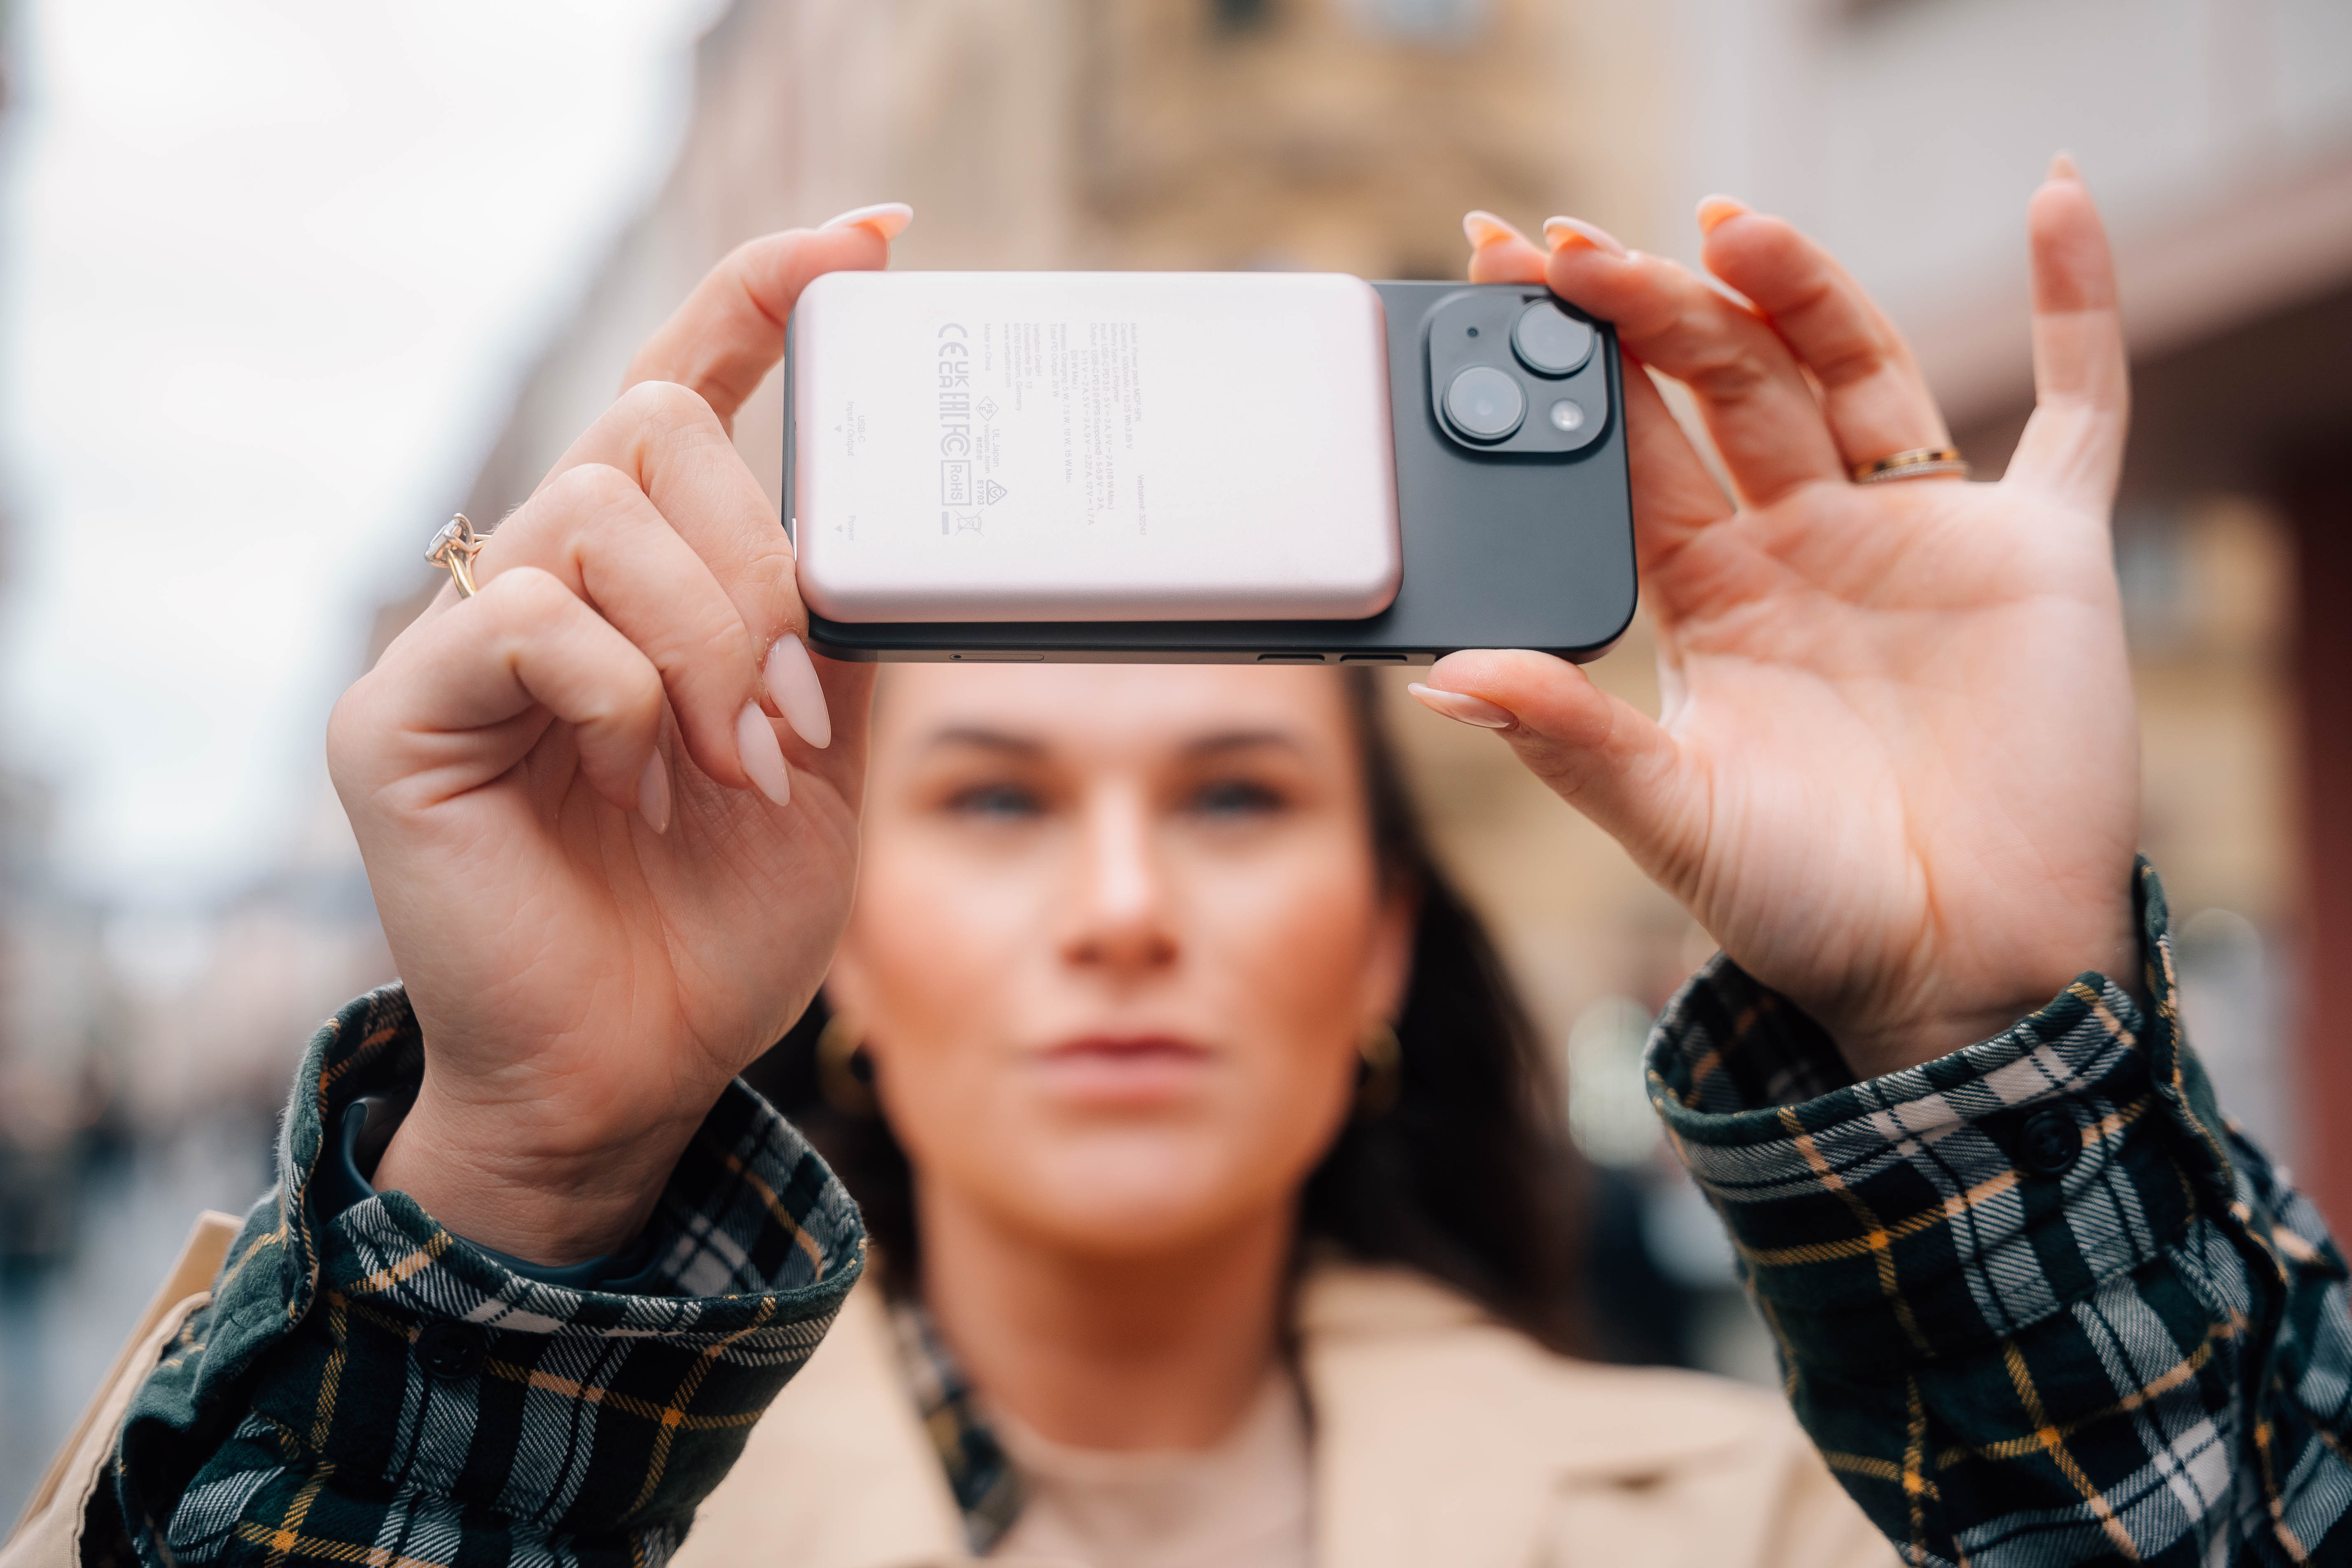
[1345,0,1494,45]
[2115,506,2190,652]
[2177,908,2291,1166]
[1565,996,1662,1169]
[1212,0,1275,33]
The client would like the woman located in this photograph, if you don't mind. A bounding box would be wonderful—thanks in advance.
[14,170,2347,1568]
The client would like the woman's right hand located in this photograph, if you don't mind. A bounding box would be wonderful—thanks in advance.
[1437,173,2136,1082]
[330,212,906,1265]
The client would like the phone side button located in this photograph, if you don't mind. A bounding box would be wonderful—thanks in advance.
[1257,653,1326,663]
[1338,654,1406,663]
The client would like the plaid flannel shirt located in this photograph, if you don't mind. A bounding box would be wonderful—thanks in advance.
[1649,861,2352,1564]
[95,862,2352,1566]
[103,985,866,1567]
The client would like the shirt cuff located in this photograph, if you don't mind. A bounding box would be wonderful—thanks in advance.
[117,981,865,1556]
[1643,859,2240,1376]
[321,1094,670,1291]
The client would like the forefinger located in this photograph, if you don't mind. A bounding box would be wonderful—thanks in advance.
[1545,234,1846,508]
[623,208,909,432]
[535,381,807,739]
[1694,203,1951,473]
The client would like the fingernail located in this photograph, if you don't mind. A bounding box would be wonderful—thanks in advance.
[1696,194,1750,234]
[736,702,793,807]
[2048,150,2081,182]
[1407,684,1517,731]
[818,202,913,241]
[765,632,832,749]
[1541,215,1628,258]
[1462,210,1530,251]
[637,749,672,835]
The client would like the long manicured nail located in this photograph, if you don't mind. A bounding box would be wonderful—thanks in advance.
[1407,684,1517,730]
[637,750,672,835]
[1696,194,1750,234]
[765,632,832,749]
[1463,210,1531,251]
[735,702,793,807]
[818,202,913,241]
[2048,150,2081,182]
[1541,215,1627,258]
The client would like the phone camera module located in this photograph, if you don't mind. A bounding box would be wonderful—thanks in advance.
[1424,287,1608,455]
[1443,365,1525,441]
[1512,301,1596,377]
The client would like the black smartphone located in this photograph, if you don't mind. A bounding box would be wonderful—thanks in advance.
[786,273,1635,665]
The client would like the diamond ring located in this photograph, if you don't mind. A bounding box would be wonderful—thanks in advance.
[425,514,487,598]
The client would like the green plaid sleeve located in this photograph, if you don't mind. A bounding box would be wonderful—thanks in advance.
[1648,861,2352,1566]
[109,983,866,1567]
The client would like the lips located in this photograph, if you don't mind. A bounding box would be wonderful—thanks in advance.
[1031,1035,1215,1105]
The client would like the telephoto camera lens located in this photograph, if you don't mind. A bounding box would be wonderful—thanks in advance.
[1443,365,1526,441]
[1512,300,1596,377]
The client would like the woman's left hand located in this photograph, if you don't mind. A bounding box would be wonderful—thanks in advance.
[1424,163,2139,1081]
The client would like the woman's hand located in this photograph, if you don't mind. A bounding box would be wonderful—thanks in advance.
[1424,163,2137,1080]
[332,210,908,1263]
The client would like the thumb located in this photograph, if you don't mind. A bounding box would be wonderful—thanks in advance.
[2005,157,2129,516]
[1412,649,1694,873]
[621,209,908,435]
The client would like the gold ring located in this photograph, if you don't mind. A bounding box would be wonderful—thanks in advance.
[1852,446,1969,484]
[426,514,486,597]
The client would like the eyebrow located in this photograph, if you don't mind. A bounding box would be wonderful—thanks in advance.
[922,726,1047,757]
[917,726,1307,759]
[1182,728,1305,758]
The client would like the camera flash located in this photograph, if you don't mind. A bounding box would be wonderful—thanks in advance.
[1548,399,1586,432]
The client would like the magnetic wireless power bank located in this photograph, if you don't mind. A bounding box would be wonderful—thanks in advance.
[788,277,1637,666]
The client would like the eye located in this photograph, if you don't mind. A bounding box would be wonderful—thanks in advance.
[946,782,1043,819]
[1189,778,1286,819]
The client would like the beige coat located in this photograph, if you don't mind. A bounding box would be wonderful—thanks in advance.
[8,1218,1891,1568]
[681,1265,1892,1568]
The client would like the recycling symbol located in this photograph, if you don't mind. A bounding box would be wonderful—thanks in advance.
[982,478,1008,505]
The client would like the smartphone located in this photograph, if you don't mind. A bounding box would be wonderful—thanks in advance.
[786,271,1635,665]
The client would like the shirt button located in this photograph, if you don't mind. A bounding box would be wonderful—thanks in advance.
[2018,1107,2082,1178]
[417,1322,485,1381]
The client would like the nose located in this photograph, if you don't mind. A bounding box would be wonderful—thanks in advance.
[1060,784,1178,978]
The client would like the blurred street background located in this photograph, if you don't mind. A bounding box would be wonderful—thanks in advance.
[3,0,2350,1518]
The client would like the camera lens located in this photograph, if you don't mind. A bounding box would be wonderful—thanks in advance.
[1512,301,1595,377]
[1443,365,1525,441]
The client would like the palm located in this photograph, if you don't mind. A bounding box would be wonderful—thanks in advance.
[1649,474,2136,1060]
[1445,173,2138,1073]
[396,712,863,1129]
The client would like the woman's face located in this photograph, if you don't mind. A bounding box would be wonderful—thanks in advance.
[826,664,1414,1259]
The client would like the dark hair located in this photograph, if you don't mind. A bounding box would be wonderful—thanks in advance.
[742,668,1589,1354]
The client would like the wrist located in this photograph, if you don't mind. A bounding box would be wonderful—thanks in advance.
[370,1083,695,1266]
[1823,915,2148,1082]
[1829,992,2069,1083]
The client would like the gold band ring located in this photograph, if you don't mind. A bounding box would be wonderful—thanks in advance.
[426,514,486,597]
[1852,446,1969,484]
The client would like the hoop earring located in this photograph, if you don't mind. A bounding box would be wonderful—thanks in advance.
[816,1013,878,1116]
[1354,1022,1402,1120]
